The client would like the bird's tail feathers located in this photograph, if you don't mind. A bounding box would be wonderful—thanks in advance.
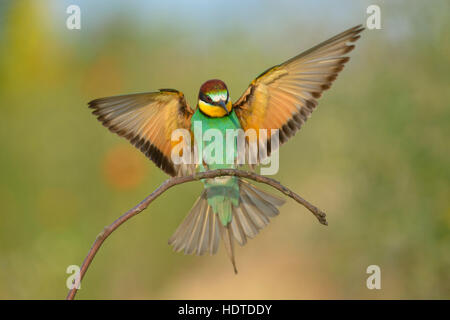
[168,180,285,273]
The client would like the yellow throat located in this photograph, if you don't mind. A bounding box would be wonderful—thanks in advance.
[198,100,232,117]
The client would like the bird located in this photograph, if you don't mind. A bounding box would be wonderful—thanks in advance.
[88,25,364,273]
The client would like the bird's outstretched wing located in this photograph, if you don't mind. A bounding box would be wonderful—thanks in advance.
[89,89,195,176]
[234,25,364,158]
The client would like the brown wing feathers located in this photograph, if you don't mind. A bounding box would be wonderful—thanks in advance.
[234,25,364,148]
[88,90,193,176]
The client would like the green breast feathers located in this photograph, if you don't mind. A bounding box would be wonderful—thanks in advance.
[191,109,241,225]
[191,109,242,171]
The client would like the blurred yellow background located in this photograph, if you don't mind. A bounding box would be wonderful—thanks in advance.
[0,0,449,299]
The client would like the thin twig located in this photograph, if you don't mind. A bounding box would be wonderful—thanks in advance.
[66,169,327,300]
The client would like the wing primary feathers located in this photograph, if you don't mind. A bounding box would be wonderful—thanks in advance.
[233,25,364,161]
[88,90,194,176]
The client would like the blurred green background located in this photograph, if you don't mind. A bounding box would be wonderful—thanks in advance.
[0,0,449,299]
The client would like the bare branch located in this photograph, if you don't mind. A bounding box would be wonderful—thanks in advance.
[65,169,327,300]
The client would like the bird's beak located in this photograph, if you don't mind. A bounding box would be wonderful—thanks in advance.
[218,101,230,115]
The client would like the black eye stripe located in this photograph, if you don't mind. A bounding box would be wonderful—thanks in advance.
[200,92,216,104]
[199,91,229,106]
[199,92,211,103]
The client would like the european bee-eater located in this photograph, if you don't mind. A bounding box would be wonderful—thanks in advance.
[89,25,364,273]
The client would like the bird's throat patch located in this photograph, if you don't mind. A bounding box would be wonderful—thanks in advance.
[198,100,232,117]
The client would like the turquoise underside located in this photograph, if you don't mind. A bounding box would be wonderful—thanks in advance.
[191,109,241,225]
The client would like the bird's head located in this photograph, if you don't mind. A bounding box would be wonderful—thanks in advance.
[198,79,232,117]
